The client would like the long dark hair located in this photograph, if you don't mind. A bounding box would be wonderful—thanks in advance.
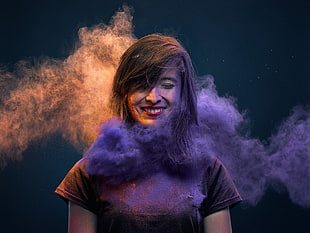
[111,34,198,164]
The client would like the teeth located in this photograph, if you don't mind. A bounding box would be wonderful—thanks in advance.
[145,108,163,114]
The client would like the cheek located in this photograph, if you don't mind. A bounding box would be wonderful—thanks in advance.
[128,93,144,106]
[168,89,180,105]
[127,95,134,108]
[127,93,145,114]
[127,96,137,114]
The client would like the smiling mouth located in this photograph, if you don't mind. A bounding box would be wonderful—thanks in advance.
[142,107,165,116]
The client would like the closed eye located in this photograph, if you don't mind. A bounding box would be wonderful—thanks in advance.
[159,77,177,89]
[161,83,175,89]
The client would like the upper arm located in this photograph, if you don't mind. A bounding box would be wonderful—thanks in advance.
[68,201,97,233]
[203,208,232,233]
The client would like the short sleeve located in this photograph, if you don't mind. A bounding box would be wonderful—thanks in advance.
[199,158,242,217]
[55,158,98,214]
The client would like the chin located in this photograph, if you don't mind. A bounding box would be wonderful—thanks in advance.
[139,120,160,126]
[136,117,168,126]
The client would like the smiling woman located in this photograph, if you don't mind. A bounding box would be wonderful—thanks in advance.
[55,34,242,233]
[110,34,198,162]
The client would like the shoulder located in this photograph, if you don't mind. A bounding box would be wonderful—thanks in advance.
[67,157,90,177]
[57,157,95,191]
[200,157,239,196]
[55,156,100,212]
[202,157,228,177]
[199,157,242,217]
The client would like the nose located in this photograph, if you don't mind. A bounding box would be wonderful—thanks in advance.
[145,87,162,104]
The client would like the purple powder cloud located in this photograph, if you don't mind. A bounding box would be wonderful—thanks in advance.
[85,75,310,207]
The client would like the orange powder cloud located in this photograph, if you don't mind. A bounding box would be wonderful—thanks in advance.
[0,6,136,167]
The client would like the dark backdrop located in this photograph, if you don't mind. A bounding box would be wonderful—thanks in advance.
[0,0,309,233]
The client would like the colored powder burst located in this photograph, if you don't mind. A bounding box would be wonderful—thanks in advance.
[0,6,135,166]
[0,7,309,208]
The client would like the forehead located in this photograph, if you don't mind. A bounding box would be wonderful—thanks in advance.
[159,67,180,82]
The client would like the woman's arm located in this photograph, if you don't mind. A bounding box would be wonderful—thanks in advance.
[203,208,232,233]
[68,201,97,233]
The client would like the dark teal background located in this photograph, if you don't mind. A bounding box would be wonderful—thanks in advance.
[0,0,309,232]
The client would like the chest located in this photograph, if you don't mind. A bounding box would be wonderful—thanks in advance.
[97,172,204,216]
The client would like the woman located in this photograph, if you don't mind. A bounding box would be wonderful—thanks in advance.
[55,34,241,233]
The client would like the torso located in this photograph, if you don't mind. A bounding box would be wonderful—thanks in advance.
[94,172,205,233]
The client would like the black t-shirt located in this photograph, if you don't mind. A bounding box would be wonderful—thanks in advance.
[55,157,241,233]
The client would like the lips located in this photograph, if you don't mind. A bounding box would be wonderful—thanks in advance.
[141,106,165,117]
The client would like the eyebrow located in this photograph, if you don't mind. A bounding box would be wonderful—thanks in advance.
[160,77,178,83]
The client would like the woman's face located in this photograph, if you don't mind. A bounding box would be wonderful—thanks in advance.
[127,67,181,126]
